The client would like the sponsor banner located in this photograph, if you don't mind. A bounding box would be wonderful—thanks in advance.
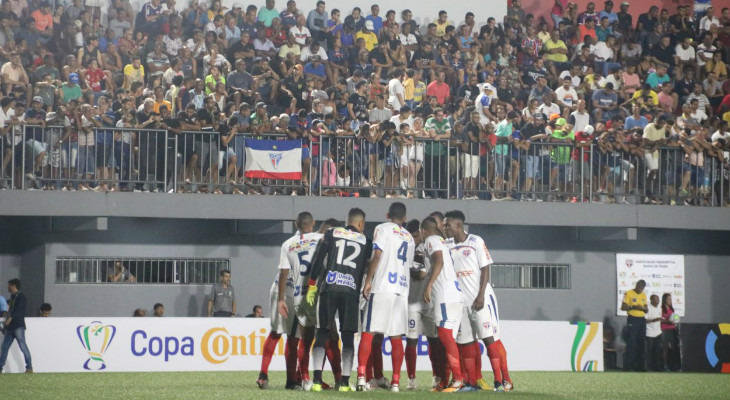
[4,318,602,373]
[680,323,730,373]
[616,254,685,317]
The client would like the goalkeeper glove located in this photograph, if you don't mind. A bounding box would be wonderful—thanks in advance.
[306,285,318,306]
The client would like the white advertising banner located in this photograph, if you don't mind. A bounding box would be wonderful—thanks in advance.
[616,253,685,317]
[4,318,602,373]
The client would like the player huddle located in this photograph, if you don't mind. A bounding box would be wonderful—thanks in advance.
[256,203,512,393]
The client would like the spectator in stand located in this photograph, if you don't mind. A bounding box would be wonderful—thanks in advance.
[153,303,164,317]
[38,303,52,317]
[133,308,146,317]
[246,304,264,318]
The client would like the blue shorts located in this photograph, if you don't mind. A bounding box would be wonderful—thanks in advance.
[681,162,704,186]
[77,145,96,176]
[524,155,539,179]
[384,152,399,167]
[302,146,310,160]
[494,153,509,176]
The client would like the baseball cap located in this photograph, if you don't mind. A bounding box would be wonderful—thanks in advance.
[74,20,82,29]
[555,118,567,126]
[69,73,80,84]
[364,20,374,30]
[532,113,545,120]
[549,113,561,122]
[584,125,595,135]
[45,112,57,121]
[621,1,629,6]
[255,101,267,109]
[32,96,43,104]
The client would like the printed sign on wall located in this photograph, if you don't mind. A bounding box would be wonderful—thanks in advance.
[616,254,685,317]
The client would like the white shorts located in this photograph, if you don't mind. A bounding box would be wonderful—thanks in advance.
[406,304,436,339]
[432,301,463,335]
[269,291,297,335]
[362,293,408,337]
[461,153,480,179]
[456,305,499,345]
[294,300,316,328]
[644,153,659,171]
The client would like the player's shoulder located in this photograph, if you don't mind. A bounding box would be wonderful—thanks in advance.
[466,233,486,246]
[332,226,367,245]
[425,234,446,248]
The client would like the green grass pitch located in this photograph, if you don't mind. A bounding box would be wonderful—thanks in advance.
[1,371,728,399]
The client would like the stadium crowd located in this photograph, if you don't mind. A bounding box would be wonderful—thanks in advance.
[0,0,729,204]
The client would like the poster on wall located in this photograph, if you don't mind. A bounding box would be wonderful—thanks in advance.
[616,253,685,317]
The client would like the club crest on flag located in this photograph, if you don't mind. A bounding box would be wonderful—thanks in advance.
[269,153,283,169]
[625,259,633,268]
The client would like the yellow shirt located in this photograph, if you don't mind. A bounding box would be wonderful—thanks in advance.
[623,289,648,317]
[355,31,378,52]
[722,110,730,124]
[435,21,450,37]
[543,39,569,63]
[632,90,659,106]
[123,64,145,84]
[403,78,415,101]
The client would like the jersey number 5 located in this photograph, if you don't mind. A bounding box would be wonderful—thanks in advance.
[297,252,311,276]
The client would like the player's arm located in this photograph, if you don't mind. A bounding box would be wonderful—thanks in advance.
[307,236,329,286]
[276,241,291,317]
[362,248,382,300]
[423,249,444,304]
[473,264,490,311]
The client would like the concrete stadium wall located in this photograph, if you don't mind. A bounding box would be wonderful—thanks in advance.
[3,217,724,329]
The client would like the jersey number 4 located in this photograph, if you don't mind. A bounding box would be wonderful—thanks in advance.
[335,239,361,268]
[397,241,408,264]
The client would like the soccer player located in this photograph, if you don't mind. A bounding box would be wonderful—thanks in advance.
[357,202,415,392]
[258,211,323,390]
[404,219,430,390]
[421,216,466,392]
[306,208,372,392]
[444,210,512,392]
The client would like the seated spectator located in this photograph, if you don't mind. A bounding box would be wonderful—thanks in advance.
[245,304,264,318]
[109,261,136,282]
[153,303,164,317]
[133,308,146,317]
[38,303,52,317]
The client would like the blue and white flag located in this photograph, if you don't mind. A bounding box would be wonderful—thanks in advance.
[244,139,302,180]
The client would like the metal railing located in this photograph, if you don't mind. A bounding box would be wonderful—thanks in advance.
[55,257,230,284]
[2,125,728,206]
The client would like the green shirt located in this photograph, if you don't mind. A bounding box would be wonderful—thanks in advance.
[257,7,279,27]
[424,117,450,156]
[550,129,575,164]
[61,84,82,103]
[494,119,513,155]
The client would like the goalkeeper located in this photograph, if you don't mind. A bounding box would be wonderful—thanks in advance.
[305,208,373,391]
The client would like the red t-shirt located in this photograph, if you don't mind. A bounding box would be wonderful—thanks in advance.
[426,81,450,105]
[572,131,593,161]
[85,68,104,92]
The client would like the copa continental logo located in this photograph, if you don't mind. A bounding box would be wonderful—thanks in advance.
[706,323,730,373]
[570,321,599,372]
[77,321,117,370]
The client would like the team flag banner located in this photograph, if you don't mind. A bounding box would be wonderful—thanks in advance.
[244,139,302,180]
[4,318,602,373]
[616,253,685,317]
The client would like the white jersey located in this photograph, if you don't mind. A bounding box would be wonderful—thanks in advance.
[408,242,429,308]
[371,222,414,296]
[447,234,493,304]
[424,235,463,304]
[272,231,323,305]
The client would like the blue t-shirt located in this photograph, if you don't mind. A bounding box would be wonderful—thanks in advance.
[365,15,383,34]
[303,62,326,78]
[592,90,618,108]
[624,115,648,131]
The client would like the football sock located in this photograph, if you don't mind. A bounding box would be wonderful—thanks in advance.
[372,335,384,380]
[325,338,342,381]
[437,327,463,381]
[497,340,511,382]
[486,342,503,383]
[356,332,374,378]
[458,342,477,386]
[311,329,328,384]
[260,332,281,375]
[341,331,355,385]
[473,342,483,380]
[284,336,299,383]
[299,333,314,381]
[390,336,404,385]
[405,343,418,379]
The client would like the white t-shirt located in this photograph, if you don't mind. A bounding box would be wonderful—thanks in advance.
[447,234,493,304]
[299,46,328,62]
[646,304,662,338]
[674,44,696,62]
[559,71,582,88]
[700,16,720,32]
[390,114,414,133]
[387,78,405,110]
[371,221,415,296]
[475,91,495,124]
[712,130,730,159]
[289,26,311,46]
[555,86,578,108]
[424,235,463,305]
[538,102,561,117]
[274,231,324,305]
